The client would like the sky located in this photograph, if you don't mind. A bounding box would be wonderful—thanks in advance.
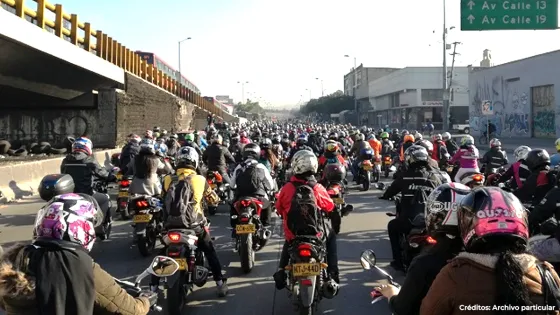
[45,0,560,108]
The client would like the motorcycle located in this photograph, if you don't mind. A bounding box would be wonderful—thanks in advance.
[385,197,435,272]
[285,235,330,315]
[93,180,114,241]
[128,195,164,256]
[232,197,272,273]
[356,160,374,191]
[117,255,180,312]
[116,174,134,220]
[206,171,231,215]
[382,155,392,178]
[359,249,401,305]
[371,156,381,183]
[161,224,212,314]
[459,172,485,188]
[325,182,353,234]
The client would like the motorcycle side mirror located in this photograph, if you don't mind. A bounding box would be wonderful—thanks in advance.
[148,256,180,277]
[360,249,377,270]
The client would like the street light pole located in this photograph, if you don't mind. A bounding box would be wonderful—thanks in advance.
[442,0,450,132]
[237,81,249,103]
[177,37,192,85]
[315,78,324,96]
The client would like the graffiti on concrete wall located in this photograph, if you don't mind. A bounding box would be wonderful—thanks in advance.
[470,75,531,137]
[0,112,92,145]
[531,85,555,138]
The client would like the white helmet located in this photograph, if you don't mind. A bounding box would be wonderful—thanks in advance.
[177,146,199,169]
[442,132,451,140]
[513,145,531,162]
[414,132,423,141]
[291,150,318,175]
[489,138,501,148]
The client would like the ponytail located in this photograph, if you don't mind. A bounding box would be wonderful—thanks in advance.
[495,251,532,315]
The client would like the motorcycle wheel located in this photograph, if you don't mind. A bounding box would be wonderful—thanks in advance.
[167,272,187,314]
[118,199,130,220]
[137,228,156,257]
[239,233,255,273]
[208,205,218,216]
[362,172,371,191]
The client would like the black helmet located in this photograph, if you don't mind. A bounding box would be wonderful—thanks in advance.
[392,128,399,134]
[242,143,260,160]
[404,145,429,167]
[525,149,550,171]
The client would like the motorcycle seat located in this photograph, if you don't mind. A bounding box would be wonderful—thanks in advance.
[409,227,425,235]
[410,213,426,227]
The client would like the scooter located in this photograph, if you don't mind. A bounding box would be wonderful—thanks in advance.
[359,249,401,305]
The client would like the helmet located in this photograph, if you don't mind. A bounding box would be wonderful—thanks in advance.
[212,134,223,144]
[242,143,261,159]
[185,133,194,142]
[513,146,531,161]
[144,130,153,139]
[555,138,560,152]
[357,134,365,141]
[367,134,376,141]
[329,132,338,140]
[292,150,318,175]
[460,135,474,146]
[380,132,389,139]
[325,140,339,153]
[489,138,501,148]
[154,139,168,154]
[261,138,272,149]
[153,126,161,132]
[403,134,415,143]
[418,139,434,153]
[392,128,399,134]
[129,134,141,144]
[34,193,103,252]
[140,139,155,154]
[170,134,178,139]
[404,145,429,167]
[72,137,93,155]
[525,149,551,171]
[413,132,423,141]
[425,183,471,235]
[272,135,281,144]
[432,134,442,141]
[240,131,247,138]
[177,146,199,169]
[161,129,168,136]
[442,132,451,140]
[296,134,308,145]
[458,187,528,250]
[401,130,409,136]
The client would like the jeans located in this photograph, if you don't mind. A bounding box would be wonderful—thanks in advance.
[388,217,413,264]
[230,197,272,228]
[278,230,339,276]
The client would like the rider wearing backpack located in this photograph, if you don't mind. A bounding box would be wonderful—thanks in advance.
[273,150,339,293]
[159,146,228,297]
[230,143,276,233]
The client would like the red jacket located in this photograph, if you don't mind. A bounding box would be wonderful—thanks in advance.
[276,176,335,241]
[318,155,346,168]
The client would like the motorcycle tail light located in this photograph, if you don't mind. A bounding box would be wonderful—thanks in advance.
[426,236,437,244]
[240,216,250,222]
[119,201,128,208]
[168,232,181,243]
[298,244,312,257]
[167,251,180,257]
[136,200,149,208]
[120,180,130,187]
[384,156,391,161]
[300,279,313,286]
[214,171,223,182]
[472,174,484,182]
[207,179,214,185]
[241,200,251,207]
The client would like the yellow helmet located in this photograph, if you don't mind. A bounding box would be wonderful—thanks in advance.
[555,138,560,152]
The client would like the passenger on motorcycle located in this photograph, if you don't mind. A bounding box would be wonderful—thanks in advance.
[273,150,339,289]
[231,143,276,229]
[202,135,235,186]
[497,145,531,190]
[239,130,252,145]
[158,146,228,297]
[119,134,141,174]
[420,187,560,315]
[60,137,114,220]
[319,140,346,170]
[391,128,401,143]
[308,130,325,156]
[417,139,441,170]
[0,193,154,315]
[399,134,415,162]
[349,134,374,179]
[271,134,284,161]
[515,149,555,206]
[367,134,382,158]
[380,145,449,271]
[184,132,203,156]
[449,135,479,183]
[442,132,459,156]
[377,183,470,315]
[286,134,313,164]
[480,138,508,176]
[259,138,279,173]
[528,174,560,262]
[551,138,560,168]
[431,134,450,166]
[380,132,394,156]
[127,140,170,196]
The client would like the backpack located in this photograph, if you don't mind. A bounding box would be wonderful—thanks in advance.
[236,162,261,196]
[287,181,324,237]
[165,175,198,227]
[535,263,560,310]
[410,169,448,214]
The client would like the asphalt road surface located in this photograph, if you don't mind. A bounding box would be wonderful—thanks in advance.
[0,179,402,315]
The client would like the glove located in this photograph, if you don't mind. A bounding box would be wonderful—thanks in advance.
[140,290,158,305]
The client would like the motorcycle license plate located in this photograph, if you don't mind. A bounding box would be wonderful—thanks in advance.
[118,191,129,198]
[116,173,123,180]
[174,258,187,271]
[292,263,322,277]
[236,224,256,234]
[363,165,373,171]
[133,214,152,223]
[332,197,344,205]
[210,184,217,189]
[384,161,391,165]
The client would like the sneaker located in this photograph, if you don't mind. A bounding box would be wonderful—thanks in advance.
[217,279,228,297]
[273,270,287,290]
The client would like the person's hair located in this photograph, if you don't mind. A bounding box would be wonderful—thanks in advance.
[471,237,531,314]
[264,148,276,170]
[134,154,159,178]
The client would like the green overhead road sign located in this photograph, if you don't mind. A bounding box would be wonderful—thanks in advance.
[461,0,558,30]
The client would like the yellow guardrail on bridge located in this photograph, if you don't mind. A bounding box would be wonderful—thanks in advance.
[0,0,224,117]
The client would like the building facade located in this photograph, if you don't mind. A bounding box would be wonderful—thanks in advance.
[468,50,560,139]
[365,67,469,130]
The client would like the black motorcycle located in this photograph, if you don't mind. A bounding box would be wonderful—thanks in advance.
[116,174,134,220]
[128,195,164,256]
[93,180,113,241]
[232,197,272,273]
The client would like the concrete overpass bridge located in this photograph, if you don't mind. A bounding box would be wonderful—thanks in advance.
[0,0,237,147]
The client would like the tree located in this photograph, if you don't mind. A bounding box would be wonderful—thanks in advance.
[234,99,264,114]
[299,90,354,114]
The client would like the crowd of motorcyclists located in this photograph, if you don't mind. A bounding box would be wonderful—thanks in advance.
[3,119,560,314]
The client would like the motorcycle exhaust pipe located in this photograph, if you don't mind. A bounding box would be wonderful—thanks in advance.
[258,228,272,240]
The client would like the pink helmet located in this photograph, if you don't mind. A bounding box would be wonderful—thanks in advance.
[458,187,528,250]
[34,193,102,251]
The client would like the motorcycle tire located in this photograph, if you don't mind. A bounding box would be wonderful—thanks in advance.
[137,234,156,257]
[239,233,255,274]
[362,173,371,191]
[208,205,218,216]
[167,272,187,315]
[120,207,130,220]
[0,140,10,154]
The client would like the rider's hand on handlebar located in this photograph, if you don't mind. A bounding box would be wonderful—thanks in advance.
[374,284,400,299]
[140,290,158,305]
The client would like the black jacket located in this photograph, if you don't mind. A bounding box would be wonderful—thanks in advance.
[444,139,459,156]
[480,147,508,174]
[514,170,555,205]
[529,187,560,229]
[498,161,531,189]
[119,143,139,174]
[382,165,447,219]
[229,142,244,163]
[61,152,110,195]
[202,143,235,173]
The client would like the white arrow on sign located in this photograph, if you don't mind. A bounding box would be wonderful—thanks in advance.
[467,0,475,9]
[468,14,475,24]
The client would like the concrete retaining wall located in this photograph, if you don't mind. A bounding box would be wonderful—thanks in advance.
[0,148,119,203]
